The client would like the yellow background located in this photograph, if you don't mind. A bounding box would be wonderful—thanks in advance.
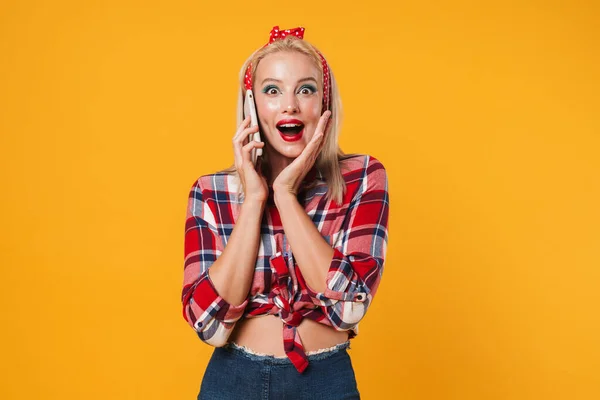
[1,0,599,399]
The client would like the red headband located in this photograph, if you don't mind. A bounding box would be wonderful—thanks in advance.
[243,26,331,111]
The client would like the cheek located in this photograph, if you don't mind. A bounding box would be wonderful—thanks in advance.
[265,100,280,113]
[256,99,280,126]
[255,101,280,136]
[257,98,280,114]
[302,98,322,120]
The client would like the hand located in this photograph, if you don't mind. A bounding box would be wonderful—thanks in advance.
[232,116,268,203]
[272,111,331,196]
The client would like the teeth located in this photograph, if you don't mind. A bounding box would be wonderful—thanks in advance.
[278,123,302,128]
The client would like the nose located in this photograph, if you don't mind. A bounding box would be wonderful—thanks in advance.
[282,92,299,113]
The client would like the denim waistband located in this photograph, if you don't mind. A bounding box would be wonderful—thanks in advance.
[224,341,350,364]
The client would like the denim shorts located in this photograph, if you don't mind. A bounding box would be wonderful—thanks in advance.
[198,341,360,400]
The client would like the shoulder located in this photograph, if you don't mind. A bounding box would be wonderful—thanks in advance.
[336,154,388,204]
[339,153,386,173]
[187,173,242,213]
[187,172,239,220]
[191,172,239,194]
[339,154,387,185]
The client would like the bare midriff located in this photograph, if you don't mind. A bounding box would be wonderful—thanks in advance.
[228,314,349,356]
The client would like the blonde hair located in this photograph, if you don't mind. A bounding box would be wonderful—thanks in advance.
[215,35,357,205]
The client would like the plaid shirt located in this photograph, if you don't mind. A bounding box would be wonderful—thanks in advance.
[182,154,389,373]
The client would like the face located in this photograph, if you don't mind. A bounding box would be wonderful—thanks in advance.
[253,51,324,164]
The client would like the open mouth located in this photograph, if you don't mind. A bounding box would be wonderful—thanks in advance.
[276,123,305,135]
[276,121,305,142]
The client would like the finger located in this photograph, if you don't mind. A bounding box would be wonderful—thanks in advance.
[312,133,326,160]
[233,125,259,163]
[241,140,265,165]
[312,132,327,157]
[324,115,333,135]
[232,117,251,162]
[315,132,326,155]
[310,132,324,150]
[234,123,259,144]
[233,120,258,148]
[234,116,251,138]
[294,132,323,167]
[236,126,259,150]
[314,110,332,137]
[314,113,331,155]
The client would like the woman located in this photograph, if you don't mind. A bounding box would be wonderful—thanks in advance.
[182,26,389,400]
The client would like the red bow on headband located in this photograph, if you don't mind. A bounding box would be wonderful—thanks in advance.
[244,26,331,111]
[268,26,305,42]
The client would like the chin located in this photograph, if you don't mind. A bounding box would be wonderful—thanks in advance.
[276,146,303,159]
[268,138,306,158]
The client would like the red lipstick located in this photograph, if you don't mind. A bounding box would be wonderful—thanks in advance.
[279,128,304,142]
[277,118,304,126]
[276,119,305,142]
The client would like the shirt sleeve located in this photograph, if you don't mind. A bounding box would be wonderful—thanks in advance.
[181,178,248,347]
[305,156,389,331]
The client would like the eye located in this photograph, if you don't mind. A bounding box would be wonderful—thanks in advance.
[262,85,280,95]
[298,85,317,95]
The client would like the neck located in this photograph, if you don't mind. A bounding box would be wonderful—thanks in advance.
[265,148,294,187]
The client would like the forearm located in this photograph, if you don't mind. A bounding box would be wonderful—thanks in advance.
[274,192,334,293]
[208,199,265,305]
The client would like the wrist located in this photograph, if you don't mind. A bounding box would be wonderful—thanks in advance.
[273,189,297,208]
[242,196,266,210]
[272,184,296,198]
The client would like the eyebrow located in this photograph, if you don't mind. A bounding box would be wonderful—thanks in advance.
[260,77,318,85]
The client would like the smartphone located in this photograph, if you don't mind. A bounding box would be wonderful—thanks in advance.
[243,90,262,166]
